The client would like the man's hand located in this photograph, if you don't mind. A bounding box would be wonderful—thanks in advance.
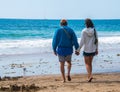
[54,52,57,56]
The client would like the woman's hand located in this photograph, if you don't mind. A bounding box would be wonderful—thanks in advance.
[95,50,98,55]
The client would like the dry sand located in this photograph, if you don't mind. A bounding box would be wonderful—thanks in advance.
[0,73,120,92]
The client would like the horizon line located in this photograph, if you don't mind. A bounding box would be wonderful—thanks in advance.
[0,18,120,20]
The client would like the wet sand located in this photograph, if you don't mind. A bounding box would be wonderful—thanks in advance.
[0,73,120,92]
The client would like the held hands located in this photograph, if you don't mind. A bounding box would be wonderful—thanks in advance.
[75,50,80,55]
[75,47,80,56]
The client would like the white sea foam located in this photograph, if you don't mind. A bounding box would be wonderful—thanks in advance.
[0,36,120,55]
[99,36,120,44]
[0,39,52,48]
[0,39,53,55]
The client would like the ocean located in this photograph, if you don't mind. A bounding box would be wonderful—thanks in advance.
[0,19,120,77]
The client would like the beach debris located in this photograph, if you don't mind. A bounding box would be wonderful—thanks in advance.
[54,79,60,81]
[4,71,16,74]
[117,54,120,56]
[10,63,24,68]
[0,77,1,81]
[104,60,109,62]
[0,76,22,81]
[23,68,27,77]
[9,63,34,69]
[39,58,43,62]
[100,65,104,68]
[0,84,40,92]
[0,86,9,91]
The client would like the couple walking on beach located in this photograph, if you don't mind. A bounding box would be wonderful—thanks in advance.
[52,18,98,83]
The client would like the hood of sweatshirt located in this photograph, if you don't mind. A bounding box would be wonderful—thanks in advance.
[84,28,94,37]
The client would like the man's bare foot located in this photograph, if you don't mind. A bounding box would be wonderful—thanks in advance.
[62,80,66,83]
[67,76,71,81]
[88,77,93,82]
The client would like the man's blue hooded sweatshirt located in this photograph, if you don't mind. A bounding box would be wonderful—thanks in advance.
[52,26,79,56]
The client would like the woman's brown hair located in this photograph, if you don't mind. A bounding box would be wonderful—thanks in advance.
[85,18,94,28]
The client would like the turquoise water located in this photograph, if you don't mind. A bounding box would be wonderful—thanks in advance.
[0,19,120,40]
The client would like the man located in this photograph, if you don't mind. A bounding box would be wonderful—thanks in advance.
[52,19,79,82]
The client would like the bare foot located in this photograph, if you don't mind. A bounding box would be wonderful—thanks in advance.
[67,76,71,81]
[62,80,66,83]
[88,77,93,82]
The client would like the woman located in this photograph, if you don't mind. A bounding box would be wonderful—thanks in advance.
[77,18,98,82]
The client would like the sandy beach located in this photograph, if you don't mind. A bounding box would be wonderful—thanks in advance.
[0,73,120,92]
